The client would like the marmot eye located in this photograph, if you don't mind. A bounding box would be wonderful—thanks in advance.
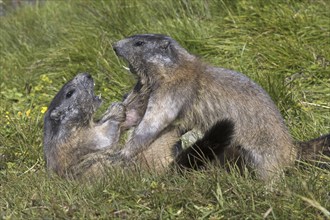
[134,41,145,47]
[66,89,75,99]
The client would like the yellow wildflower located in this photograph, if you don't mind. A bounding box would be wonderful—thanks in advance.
[40,75,53,84]
[41,106,48,114]
[34,84,44,92]
[26,109,31,117]
[150,181,158,189]
[17,111,23,117]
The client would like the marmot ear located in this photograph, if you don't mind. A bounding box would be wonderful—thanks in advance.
[159,39,171,50]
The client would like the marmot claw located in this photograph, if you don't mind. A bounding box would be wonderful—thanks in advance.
[100,102,126,123]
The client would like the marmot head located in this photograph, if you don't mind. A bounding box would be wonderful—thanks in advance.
[44,73,102,142]
[113,34,195,82]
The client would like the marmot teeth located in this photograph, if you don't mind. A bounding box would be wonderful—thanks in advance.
[122,65,130,71]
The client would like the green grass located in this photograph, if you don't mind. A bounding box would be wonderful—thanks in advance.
[0,0,329,219]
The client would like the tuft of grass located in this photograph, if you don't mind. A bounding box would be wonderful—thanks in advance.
[0,0,329,219]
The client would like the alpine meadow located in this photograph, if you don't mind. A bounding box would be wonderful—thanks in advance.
[0,0,329,219]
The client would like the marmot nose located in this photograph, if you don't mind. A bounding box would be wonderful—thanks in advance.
[112,42,122,56]
[82,73,92,79]
[113,45,118,54]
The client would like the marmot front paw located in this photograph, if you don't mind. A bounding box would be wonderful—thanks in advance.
[100,102,126,123]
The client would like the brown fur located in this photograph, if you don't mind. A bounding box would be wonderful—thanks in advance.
[120,78,182,171]
[296,134,330,169]
[43,73,179,179]
[113,34,330,180]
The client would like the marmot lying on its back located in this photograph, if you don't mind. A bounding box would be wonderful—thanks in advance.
[43,73,182,178]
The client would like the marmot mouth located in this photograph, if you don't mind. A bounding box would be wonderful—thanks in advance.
[85,75,102,108]
[121,64,137,75]
[92,87,102,108]
[93,94,101,101]
[122,65,130,71]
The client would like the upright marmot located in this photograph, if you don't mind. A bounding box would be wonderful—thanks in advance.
[113,34,330,180]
